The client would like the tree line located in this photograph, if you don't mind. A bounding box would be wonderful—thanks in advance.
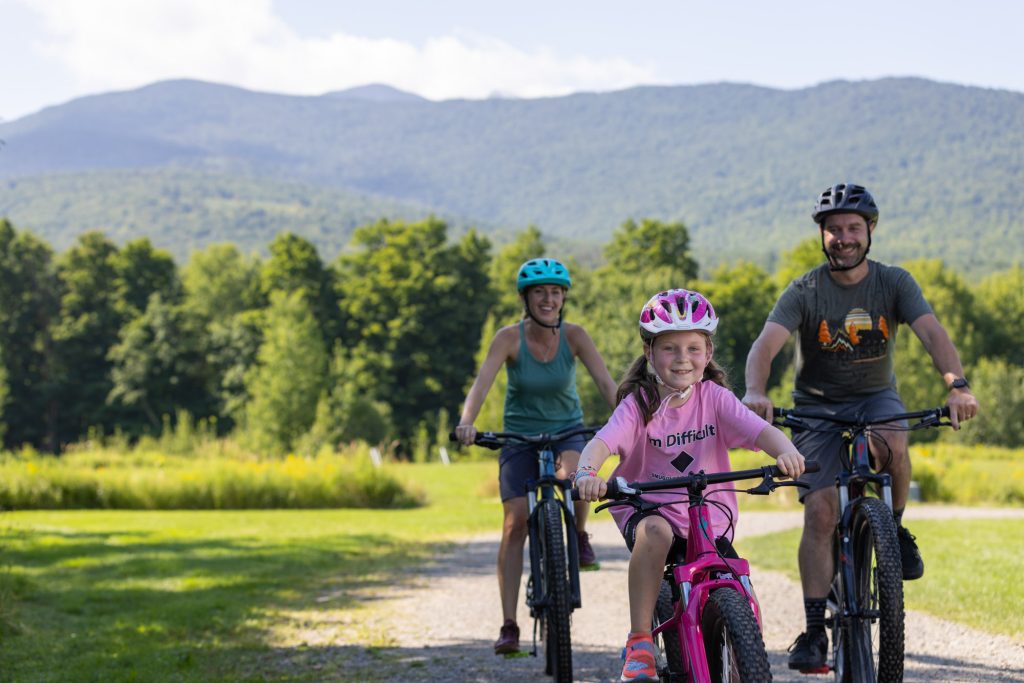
[1,216,1022,454]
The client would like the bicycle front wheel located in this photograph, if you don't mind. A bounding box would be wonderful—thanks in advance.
[843,497,905,683]
[700,587,772,683]
[538,499,573,682]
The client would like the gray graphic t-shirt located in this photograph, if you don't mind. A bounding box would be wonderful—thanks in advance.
[768,261,932,399]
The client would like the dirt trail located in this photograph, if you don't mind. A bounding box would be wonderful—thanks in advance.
[344,506,1024,682]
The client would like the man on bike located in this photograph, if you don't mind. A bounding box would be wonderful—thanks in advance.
[741,183,980,671]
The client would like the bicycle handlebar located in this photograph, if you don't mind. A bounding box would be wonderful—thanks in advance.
[570,461,821,502]
[773,405,951,432]
[448,425,601,450]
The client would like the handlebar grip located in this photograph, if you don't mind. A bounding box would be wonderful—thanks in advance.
[448,431,458,442]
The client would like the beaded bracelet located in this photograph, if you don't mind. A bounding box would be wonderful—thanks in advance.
[573,465,598,482]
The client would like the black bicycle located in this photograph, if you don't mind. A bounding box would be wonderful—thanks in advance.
[773,405,952,683]
[457,425,599,683]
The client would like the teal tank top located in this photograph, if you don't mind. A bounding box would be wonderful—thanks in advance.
[504,321,583,433]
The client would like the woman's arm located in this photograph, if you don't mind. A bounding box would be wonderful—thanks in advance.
[455,328,514,444]
[754,424,806,478]
[574,438,612,501]
[567,324,618,409]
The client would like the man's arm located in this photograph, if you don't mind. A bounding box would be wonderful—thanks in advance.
[742,321,792,420]
[909,313,980,429]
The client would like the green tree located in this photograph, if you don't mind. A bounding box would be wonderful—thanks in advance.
[895,260,983,431]
[974,264,1024,365]
[51,232,126,445]
[957,357,1024,446]
[694,261,777,396]
[606,218,698,280]
[182,243,263,324]
[774,237,823,290]
[107,294,214,434]
[242,291,328,454]
[113,238,180,318]
[335,219,493,439]
[0,220,59,448]
[261,232,339,343]
[0,339,7,442]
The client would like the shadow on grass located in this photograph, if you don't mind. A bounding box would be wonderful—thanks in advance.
[0,524,436,682]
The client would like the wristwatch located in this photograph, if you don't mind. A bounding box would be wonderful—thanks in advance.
[948,377,970,391]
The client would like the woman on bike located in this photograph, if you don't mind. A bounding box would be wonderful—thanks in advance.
[455,257,618,655]
[575,288,805,683]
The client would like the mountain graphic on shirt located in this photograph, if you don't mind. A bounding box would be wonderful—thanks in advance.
[817,310,889,362]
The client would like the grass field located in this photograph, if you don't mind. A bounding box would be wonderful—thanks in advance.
[738,517,1024,640]
[0,462,502,682]
[2,461,1020,681]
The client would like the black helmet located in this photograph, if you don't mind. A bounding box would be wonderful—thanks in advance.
[812,183,879,225]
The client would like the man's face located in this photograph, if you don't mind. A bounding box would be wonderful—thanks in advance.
[821,213,873,269]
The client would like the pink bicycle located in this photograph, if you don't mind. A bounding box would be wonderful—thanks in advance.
[597,463,818,682]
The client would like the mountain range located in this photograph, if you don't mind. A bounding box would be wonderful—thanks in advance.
[0,77,1021,273]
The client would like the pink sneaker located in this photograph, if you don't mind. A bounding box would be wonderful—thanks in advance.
[620,632,658,681]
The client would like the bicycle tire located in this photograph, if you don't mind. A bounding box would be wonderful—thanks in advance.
[654,580,684,676]
[700,587,772,683]
[539,499,573,682]
[845,497,905,683]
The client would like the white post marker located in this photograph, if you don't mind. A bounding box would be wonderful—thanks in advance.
[439,446,451,465]
[369,447,382,468]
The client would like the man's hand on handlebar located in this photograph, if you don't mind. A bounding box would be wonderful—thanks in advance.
[741,391,774,422]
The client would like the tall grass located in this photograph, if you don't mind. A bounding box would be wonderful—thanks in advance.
[910,443,1024,504]
[0,438,424,510]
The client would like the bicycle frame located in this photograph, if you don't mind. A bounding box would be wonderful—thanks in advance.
[653,495,761,682]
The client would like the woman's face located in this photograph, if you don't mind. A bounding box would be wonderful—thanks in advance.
[645,330,711,393]
[524,284,565,324]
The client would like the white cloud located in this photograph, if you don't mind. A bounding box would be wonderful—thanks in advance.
[19,0,657,100]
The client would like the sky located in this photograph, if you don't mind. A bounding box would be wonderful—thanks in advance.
[2,0,1023,122]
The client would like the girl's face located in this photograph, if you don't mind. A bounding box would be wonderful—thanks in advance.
[645,330,712,393]
[524,284,565,324]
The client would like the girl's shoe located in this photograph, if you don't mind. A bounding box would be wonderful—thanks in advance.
[620,632,658,681]
[494,619,520,654]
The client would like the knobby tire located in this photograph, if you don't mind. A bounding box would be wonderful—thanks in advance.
[846,497,905,683]
[654,580,684,677]
[700,587,773,683]
[539,499,573,682]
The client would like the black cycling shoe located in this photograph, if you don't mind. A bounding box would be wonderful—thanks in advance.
[788,629,828,672]
[897,525,924,580]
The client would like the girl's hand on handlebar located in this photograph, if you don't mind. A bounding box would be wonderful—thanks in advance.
[574,474,607,502]
[775,451,806,479]
[454,424,477,446]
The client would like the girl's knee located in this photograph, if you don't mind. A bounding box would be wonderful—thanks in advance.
[635,516,673,547]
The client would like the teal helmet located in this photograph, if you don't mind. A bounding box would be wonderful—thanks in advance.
[516,258,572,292]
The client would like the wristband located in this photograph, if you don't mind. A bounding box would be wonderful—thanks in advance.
[574,465,598,482]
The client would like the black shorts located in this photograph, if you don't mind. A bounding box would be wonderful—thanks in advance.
[498,426,588,501]
[792,388,908,501]
[621,509,738,565]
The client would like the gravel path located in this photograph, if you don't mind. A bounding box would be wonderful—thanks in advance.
[346,506,1024,682]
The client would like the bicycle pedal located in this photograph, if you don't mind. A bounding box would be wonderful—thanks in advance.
[503,651,530,659]
[798,665,831,675]
[579,562,601,572]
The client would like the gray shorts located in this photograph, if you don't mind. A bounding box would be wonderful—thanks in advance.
[498,427,587,501]
[792,388,908,501]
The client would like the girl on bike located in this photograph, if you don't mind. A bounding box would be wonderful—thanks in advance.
[455,257,618,655]
[574,288,805,682]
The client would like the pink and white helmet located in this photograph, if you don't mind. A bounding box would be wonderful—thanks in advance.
[639,289,719,336]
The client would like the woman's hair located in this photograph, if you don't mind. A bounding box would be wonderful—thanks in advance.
[615,331,730,425]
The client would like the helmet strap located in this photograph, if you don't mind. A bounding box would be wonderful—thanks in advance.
[821,227,872,272]
[524,300,563,332]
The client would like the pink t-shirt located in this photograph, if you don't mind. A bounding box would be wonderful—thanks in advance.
[595,381,769,540]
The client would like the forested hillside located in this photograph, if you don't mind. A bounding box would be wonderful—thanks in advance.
[1,78,1021,272]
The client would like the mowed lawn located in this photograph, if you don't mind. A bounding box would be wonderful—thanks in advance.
[0,463,504,683]
[738,517,1024,640]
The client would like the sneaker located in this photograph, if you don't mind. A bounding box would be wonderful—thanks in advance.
[620,633,658,682]
[578,530,599,569]
[787,629,828,672]
[494,619,520,654]
[897,525,924,580]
